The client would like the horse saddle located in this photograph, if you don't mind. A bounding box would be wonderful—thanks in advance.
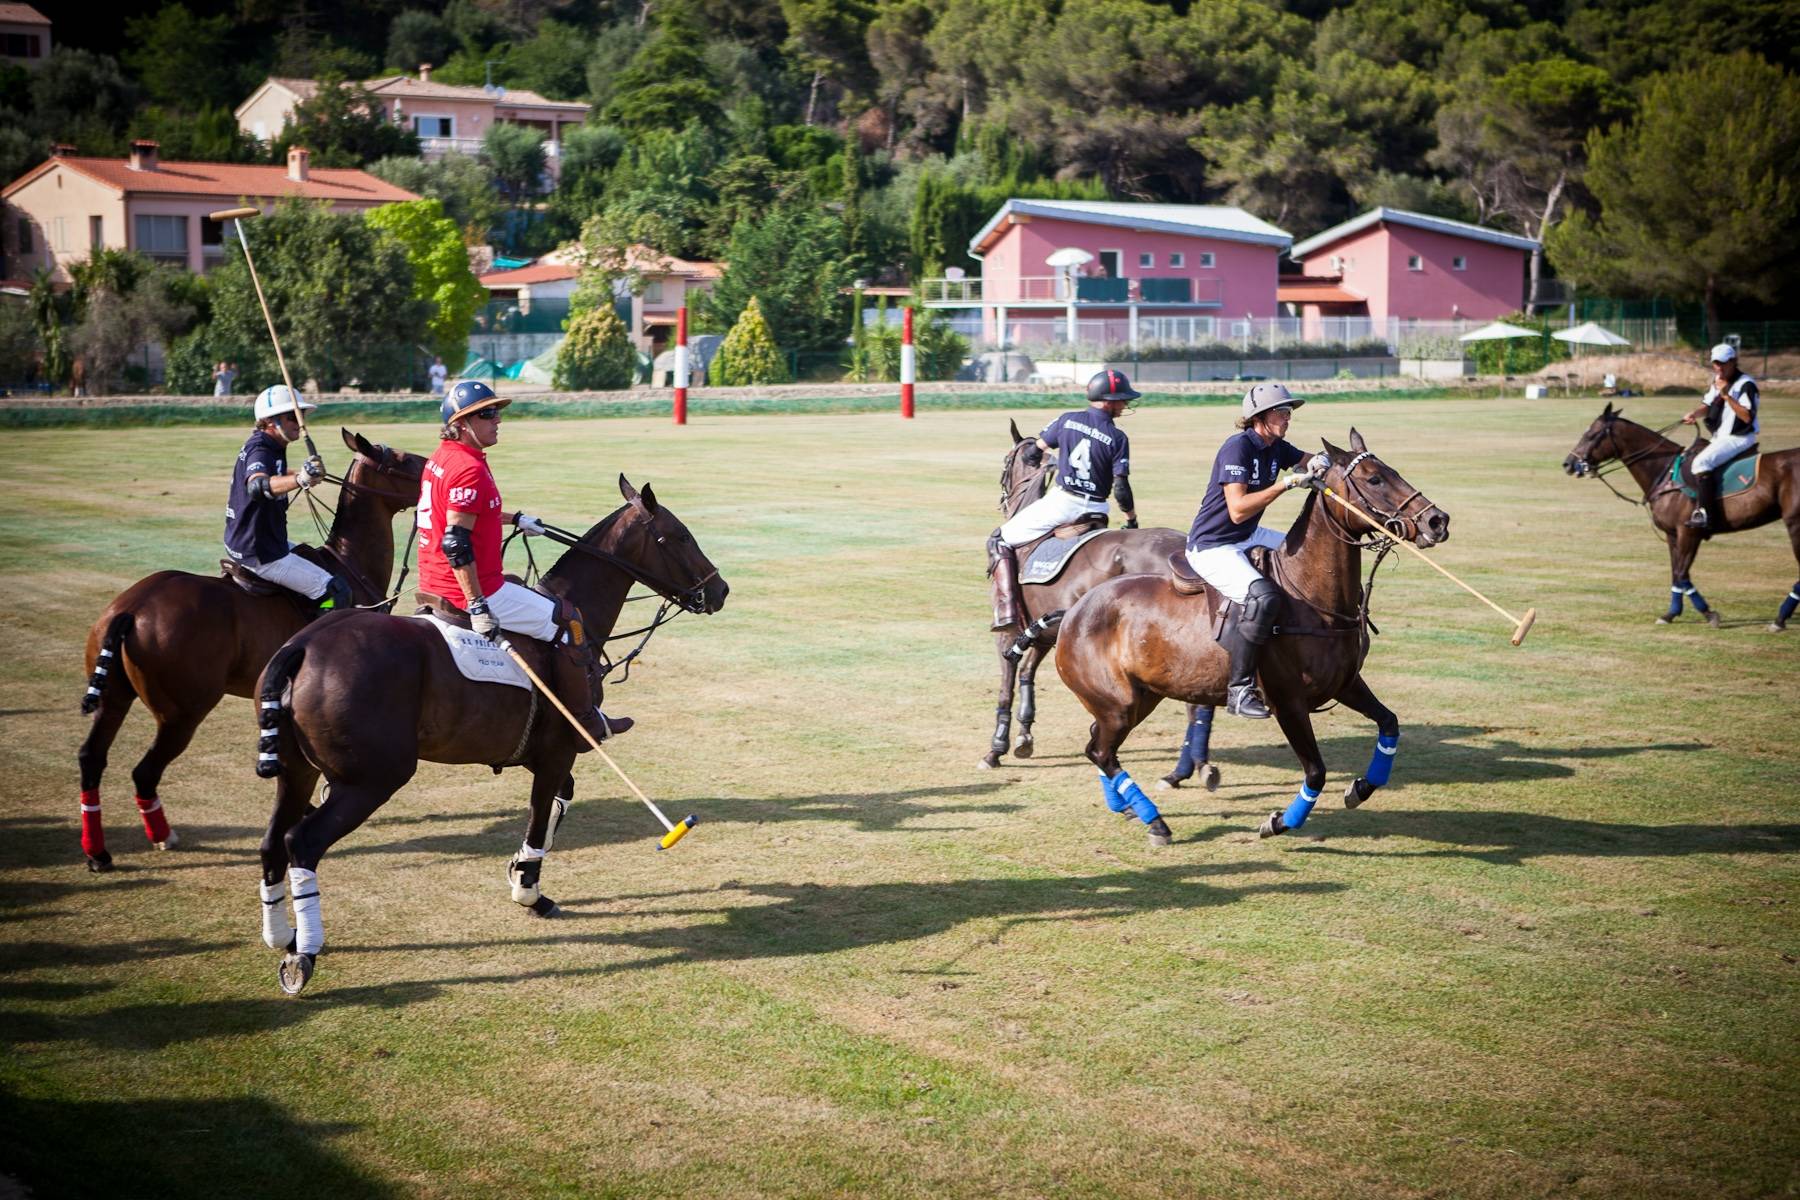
[1019,514,1110,586]
[415,579,592,648]
[1671,447,1759,499]
[219,545,345,605]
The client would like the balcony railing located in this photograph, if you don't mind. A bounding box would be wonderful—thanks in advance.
[920,275,1223,306]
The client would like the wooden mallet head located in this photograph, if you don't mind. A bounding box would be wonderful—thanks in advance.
[208,206,261,222]
[1510,608,1538,647]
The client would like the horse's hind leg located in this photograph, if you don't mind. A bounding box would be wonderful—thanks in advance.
[127,705,210,851]
[1771,520,1800,631]
[1260,703,1326,839]
[1014,645,1044,758]
[76,685,135,872]
[1083,694,1172,848]
[981,636,1019,769]
[509,762,577,918]
[1160,703,1219,792]
[259,759,320,953]
[1333,675,1398,810]
[276,777,405,995]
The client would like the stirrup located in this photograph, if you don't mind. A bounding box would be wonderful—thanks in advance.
[1225,684,1272,720]
[1685,509,1708,529]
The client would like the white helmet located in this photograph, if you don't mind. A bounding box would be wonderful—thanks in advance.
[254,384,316,421]
[1242,381,1303,420]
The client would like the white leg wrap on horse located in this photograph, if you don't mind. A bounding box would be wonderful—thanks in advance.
[288,866,324,956]
[260,879,293,951]
[516,840,547,862]
[509,855,542,905]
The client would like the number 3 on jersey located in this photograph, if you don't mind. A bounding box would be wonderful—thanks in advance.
[1067,437,1094,481]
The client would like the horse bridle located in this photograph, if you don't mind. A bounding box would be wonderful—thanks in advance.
[1323,450,1430,543]
[541,505,718,615]
[1574,411,1684,507]
[1000,440,1052,515]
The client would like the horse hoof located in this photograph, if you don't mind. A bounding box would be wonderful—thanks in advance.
[278,952,315,996]
[1012,739,1034,759]
[85,852,113,873]
[1156,774,1180,791]
[1202,764,1221,792]
[1655,614,1675,625]
[1344,778,1373,810]
[1258,812,1286,839]
[1146,817,1173,847]
[528,894,561,918]
[1768,622,1788,633]
[153,830,180,850]
[1705,611,1722,628]
[977,752,1002,770]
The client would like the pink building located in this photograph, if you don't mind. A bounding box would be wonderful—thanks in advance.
[920,199,1290,350]
[1,143,416,282]
[1285,207,1539,336]
[476,244,723,354]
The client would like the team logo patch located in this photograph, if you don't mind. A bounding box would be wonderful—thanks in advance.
[449,485,479,505]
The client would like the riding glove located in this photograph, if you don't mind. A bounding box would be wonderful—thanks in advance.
[1307,452,1331,477]
[296,457,326,489]
[467,596,500,640]
[513,512,547,537]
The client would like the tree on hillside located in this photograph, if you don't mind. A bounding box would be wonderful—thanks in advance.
[68,260,196,396]
[367,154,503,240]
[129,105,261,163]
[698,201,850,354]
[272,75,420,168]
[385,10,457,73]
[1548,53,1800,332]
[780,0,876,125]
[207,199,426,391]
[1191,71,1372,230]
[1430,57,1631,310]
[601,3,724,136]
[29,49,136,154]
[123,4,240,110]
[365,199,484,364]
[717,296,789,385]
[482,122,548,197]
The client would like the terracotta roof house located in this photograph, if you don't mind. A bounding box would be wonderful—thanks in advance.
[919,199,1291,350]
[478,245,725,354]
[1284,207,1540,337]
[236,65,590,178]
[0,3,50,70]
[1,142,417,281]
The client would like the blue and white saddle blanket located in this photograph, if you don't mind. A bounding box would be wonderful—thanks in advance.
[1021,528,1108,585]
[413,613,531,690]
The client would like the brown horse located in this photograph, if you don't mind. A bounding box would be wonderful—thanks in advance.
[984,421,1213,784]
[1563,403,1800,631]
[253,476,727,994]
[1054,430,1448,845]
[76,428,424,871]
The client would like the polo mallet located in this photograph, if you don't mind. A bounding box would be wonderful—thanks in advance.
[496,639,696,849]
[1321,485,1538,646]
[209,206,320,465]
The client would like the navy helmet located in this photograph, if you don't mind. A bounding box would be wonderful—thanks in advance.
[440,379,509,425]
[1086,369,1141,404]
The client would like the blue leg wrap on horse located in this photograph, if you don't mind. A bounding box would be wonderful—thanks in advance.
[1781,585,1800,623]
[1282,785,1321,830]
[1099,771,1128,813]
[1115,772,1160,825]
[1666,585,1684,616]
[1184,708,1215,770]
[1683,582,1710,614]
[1365,732,1399,788]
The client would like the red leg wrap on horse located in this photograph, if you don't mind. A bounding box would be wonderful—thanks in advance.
[80,789,106,858]
[134,794,172,844]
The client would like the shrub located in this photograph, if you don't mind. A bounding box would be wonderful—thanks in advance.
[717,296,789,386]
[553,305,636,391]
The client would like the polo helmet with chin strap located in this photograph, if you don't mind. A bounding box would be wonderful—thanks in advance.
[439,379,509,425]
[1086,368,1142,404]
[253,384,316,421]
[1242,381,1304,420]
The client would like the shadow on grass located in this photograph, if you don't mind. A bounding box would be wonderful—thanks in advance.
[0,1090,396,1200]
[1292,808,1800,866]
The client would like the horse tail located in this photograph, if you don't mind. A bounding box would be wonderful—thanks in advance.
[256,643,305,779]
[81,612,134,715]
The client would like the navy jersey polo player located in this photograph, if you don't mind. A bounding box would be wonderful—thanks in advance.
[1186,382,1329,719]
[989,370,1142,630]
[224,385,350,609]
[1680,342,1760,537]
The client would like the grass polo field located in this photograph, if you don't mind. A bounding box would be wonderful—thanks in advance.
[1,394,1796,1199]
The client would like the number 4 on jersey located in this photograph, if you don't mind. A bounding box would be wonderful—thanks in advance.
[1067,438,1093,481]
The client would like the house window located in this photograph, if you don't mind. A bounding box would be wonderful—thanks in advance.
[134,214,189,266]
[1169,252,1184,268]
[1329,255,1343,272]
[1198,252,1215,269]
[643,279,664,304]
[1,33,42,58]
[90,216,104,250]
[1097,249,1122,278]
[1138,252,1154,268]
[50,216,67,252]
[1452,255,1467,271]
[1408,255,1424,271]
[17,217,31,255]
[414,115,453,138]
[200,217,226,269]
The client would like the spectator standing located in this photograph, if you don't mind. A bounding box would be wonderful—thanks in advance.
[428,356,448,396]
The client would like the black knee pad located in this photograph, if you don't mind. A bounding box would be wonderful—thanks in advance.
[1239,578,1283,646]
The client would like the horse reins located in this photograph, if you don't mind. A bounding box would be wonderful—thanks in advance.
[1582,417,1684,508]
[319,447,425,612]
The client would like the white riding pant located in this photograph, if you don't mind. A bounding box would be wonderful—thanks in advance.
[1186,526,1286,604]
[999,488,1109,545]
[1692,431,1757,474]
[242,550,333,599]
[485,580,561,640]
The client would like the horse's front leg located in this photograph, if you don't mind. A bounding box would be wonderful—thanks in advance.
[981,634,1019,769]
[1160,703,1219,791]
[1014,645,1043,758]
[1659,529,1718,627]
[1332,675,1398,810]
[1260,702,1326,839]
[509,762,576,918]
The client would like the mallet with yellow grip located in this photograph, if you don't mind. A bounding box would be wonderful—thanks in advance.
[497,638,696,848]
[1321,485,1538,646]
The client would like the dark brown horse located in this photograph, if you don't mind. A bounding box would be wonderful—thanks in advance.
[253,476,727,994]
[1054,430,1448,845]
[1563,403,1800,631]
[984,421,1212,782]
[76,428,425,871]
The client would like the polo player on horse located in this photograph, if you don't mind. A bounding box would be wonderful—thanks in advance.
[224,384,352,609]
[417,380,630,745]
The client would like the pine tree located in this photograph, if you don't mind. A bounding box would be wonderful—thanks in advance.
[554,305,637,391]
[718,296,790,386]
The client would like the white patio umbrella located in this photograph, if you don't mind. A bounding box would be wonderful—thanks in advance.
[1552,321,1632,348]
[1458,321,1539,342]
[1045,247,1094,268]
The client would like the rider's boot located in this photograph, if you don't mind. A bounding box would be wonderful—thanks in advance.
[317,575,353,611]
[552,642,631,747]
[1223,578,1281,720]
[988,530,1023,631]
[1686,470,1721,538]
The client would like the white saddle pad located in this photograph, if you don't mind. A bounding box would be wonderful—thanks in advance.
[414,613,531,690]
